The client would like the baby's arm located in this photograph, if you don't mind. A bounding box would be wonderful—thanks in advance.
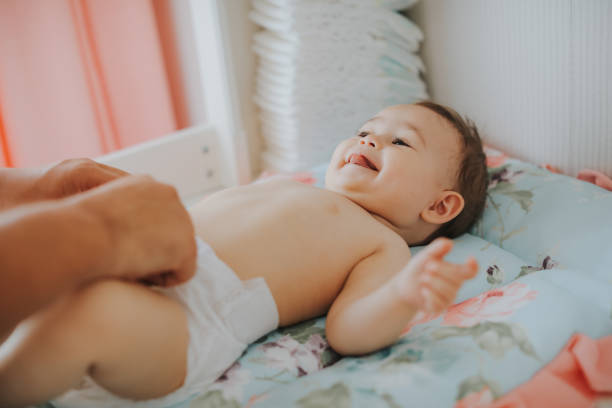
[325,238,477,356]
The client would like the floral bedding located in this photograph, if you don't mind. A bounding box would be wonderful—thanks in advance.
[42,148,612,407]
[474,148,612,281]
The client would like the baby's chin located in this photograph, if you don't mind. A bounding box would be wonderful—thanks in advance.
[324,176,364,195]
[324,181,374,208]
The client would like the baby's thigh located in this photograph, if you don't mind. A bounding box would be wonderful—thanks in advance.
[69,280,190,400]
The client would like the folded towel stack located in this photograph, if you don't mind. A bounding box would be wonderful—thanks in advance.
[250,0,428,172]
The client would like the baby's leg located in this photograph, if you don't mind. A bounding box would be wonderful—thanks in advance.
[0,280,189,407]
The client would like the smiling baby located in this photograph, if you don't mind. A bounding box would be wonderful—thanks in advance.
[0,101,488,408]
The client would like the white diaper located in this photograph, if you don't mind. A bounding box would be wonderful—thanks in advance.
[53,237,279,408]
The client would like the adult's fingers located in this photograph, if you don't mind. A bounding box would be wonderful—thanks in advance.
[95,162,130,177]
[140,271,174,287]
[141,232,197,287]
[138,255,197,288]
[164,251,197,287]
[41,158,132,198]
[74,174,197,284]
[79,163,130,191]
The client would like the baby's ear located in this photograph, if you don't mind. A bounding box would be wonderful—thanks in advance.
[420,191,464,225]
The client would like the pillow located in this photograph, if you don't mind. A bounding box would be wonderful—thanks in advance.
[196,267,612,408]
[474,147,612,281]
[181,156,612,408]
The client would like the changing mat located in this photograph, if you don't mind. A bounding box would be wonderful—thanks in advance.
[42,147,612,407]
[179,147,612,408]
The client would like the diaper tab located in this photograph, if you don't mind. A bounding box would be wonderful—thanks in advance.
[218,277,279,345]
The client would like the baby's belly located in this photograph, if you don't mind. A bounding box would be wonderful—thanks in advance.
[187,186,379,326]
[192,218,351,326]
[201,226,350,326]
[200,233,350,326]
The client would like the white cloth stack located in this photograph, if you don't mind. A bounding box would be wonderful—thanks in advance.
[250,0,428,172]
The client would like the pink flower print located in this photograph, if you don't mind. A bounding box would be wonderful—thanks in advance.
[245,393,269,408]
[400,310,442,336]
[488,167,524,189]
[305,332,328,356]
[207,362,251,403]
[486,154,507,169]
[454,387,495,408]
[443,282,537,327]
[260,334,327,377]
[486,264,504,286]
[542,163,563,174]
[517,256,559,279]
[541,256,558,269]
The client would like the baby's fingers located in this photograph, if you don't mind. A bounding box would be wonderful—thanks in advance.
[421,288,449,314]
[414,238,454,268]
[431,258,479,283]
[461,257,479,280]
[424,259,474,285]
[421,274,456,304]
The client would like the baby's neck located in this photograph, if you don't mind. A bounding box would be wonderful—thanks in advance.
[368,213,416,246]
[368,211,439,247]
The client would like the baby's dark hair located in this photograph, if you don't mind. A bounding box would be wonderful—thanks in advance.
[414,100,488,245]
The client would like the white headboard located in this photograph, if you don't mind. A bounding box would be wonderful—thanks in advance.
[410,0,612,177]
[96,125,224,207]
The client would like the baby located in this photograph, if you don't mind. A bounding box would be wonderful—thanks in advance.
[0,102,488,407]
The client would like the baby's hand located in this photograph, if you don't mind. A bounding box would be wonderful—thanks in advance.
[394,238,478,313]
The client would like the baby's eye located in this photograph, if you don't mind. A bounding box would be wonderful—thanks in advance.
[357,131,368,137]
[392,138,411,148]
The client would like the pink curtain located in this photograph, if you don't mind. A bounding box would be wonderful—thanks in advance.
[0,0,177,167]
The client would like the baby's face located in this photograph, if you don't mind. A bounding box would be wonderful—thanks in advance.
[325,104,462,234]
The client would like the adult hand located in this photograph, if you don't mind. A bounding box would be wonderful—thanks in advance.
[0,171,196,332]
[75,174,197,286]
[31,158,129,200]
[0,158,129,210]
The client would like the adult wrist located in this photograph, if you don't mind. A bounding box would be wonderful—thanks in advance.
[63,194,117,280]
[0,196,116,329]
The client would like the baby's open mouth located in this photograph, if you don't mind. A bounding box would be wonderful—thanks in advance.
[347,154,378,171]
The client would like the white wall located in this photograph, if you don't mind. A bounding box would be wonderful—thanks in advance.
[223,1,262,179]
[410,0,612,176]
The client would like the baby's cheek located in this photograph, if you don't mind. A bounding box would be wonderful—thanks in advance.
[330,142,349,164]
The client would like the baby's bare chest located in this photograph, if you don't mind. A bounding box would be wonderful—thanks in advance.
[189,179,391,325]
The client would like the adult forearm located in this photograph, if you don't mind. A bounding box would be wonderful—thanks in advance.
[0,199,112,333]
[325,282,418,356]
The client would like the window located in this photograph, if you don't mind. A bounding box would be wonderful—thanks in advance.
[0,0,257,203]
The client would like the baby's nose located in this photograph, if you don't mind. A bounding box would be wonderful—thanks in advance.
[359,139,376,148]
